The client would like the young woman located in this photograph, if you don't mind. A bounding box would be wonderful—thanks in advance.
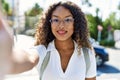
[0,1,96,80]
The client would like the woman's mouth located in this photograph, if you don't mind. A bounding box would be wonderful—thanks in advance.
[57,30,67,35]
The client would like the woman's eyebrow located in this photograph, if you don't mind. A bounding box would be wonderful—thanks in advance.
[65,15,73,18]
[52,15,73,18]
[52,15,59,18]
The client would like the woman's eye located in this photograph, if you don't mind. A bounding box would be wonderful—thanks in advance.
[65,19,72,22]
[53,19,59,22]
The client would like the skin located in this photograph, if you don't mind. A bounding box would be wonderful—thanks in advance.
[0,9,39,74]
[0,11,12,80]
[51,6,74,41]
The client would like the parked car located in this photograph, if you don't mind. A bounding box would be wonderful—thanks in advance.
[90,38,109,66]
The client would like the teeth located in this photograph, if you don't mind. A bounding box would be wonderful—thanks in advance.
[57,30,66,34]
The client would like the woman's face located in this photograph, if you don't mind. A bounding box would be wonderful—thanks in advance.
[50,6,74,41]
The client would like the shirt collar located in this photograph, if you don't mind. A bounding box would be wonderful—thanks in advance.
[47,40,56,52]
[47,40,78,52]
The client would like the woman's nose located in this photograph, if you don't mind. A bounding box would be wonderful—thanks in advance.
[58,21,65,29]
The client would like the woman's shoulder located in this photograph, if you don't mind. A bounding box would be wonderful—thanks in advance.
[23,44,47,58]
[31,45,47,55]
[33,45,46,51]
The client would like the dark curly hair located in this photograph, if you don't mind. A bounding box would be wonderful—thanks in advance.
[35,1,91,49]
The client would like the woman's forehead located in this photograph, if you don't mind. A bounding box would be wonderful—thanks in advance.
[52,6,73,18]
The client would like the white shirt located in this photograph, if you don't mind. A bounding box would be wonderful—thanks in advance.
[34,40,96,80]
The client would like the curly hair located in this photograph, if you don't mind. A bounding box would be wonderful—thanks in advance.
[35,1,91,49]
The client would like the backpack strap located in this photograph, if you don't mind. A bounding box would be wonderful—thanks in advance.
[82,47,91,75]
[39,51,51,80]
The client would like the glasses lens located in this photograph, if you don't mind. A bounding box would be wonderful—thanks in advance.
[50,18,74,26]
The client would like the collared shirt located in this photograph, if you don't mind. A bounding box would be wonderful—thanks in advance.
[34,40,96,80]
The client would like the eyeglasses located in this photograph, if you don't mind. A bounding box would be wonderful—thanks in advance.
[49,17,74,26]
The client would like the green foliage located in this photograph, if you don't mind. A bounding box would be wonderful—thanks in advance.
[24,3,43,32]
[1,0,5,4]
[24,15,40,33]
[25,3,43,16]
[86,13,102,40]
[96,8,99,17]
[82,0,92,7]
[100,39,115,47]
[102,13,120,39]
[103,12,120,31]
[118,2,120,10]
[1,0,10,15]
[86,14,98,39]
[86,11,120,47]
[82,0,120,47]
[4,3,9,13]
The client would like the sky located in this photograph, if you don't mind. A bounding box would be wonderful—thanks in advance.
[6,0,120,20]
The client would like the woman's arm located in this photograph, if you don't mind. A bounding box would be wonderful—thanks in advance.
[0,11,13,79]
[10,48,39,74]
[0,11,39,74]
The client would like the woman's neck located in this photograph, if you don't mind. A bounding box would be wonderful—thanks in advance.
[55,39,74,50]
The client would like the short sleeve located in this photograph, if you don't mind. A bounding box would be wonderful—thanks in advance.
[26,45,47,73]
[85,49,97,78]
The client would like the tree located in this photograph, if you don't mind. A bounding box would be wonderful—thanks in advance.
[1,0,5,4]
[86,8,102,40]
[24,3,43,33]
[118,1,120,10]
[25,3,43,16]
[103,12,120,30]
[1,0,11,16]
[82,0,92,7]
[86,14,98,39]
[82,0,103,40]
[84,0,119,46]
[4,3,9,14]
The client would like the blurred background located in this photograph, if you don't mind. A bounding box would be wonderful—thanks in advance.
[1,0,120,80]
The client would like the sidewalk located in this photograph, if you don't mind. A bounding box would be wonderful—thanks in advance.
[97,73,120,80]
[4,68,120,80]
[4,68,39,80]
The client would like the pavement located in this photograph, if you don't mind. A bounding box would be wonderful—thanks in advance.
[97,73,120,80]
[5,69,119,80]
[4,69,120,80]
[4,68,39,80]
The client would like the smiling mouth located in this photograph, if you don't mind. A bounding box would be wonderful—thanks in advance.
[57,30,67,35]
